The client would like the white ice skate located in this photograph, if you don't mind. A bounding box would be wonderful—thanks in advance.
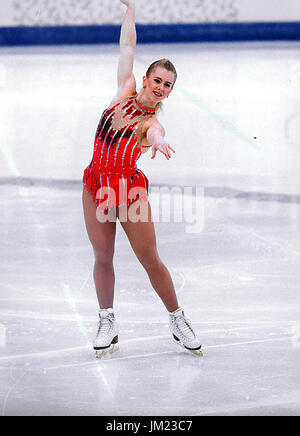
[169,308,203,356]
[94,308,119,358]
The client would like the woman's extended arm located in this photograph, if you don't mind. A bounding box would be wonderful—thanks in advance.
[111,1,137,104]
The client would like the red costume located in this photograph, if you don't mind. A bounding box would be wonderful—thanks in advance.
[83,95,155,212]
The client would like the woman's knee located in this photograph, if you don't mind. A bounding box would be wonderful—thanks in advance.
[93,246,114,268]
[138,249,161,272]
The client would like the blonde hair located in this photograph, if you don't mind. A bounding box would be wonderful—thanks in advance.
[146,59,177,84]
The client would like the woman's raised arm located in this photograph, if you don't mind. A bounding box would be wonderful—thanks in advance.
[111,1,137,103]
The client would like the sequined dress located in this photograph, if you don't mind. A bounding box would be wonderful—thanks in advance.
[83,95,155,211]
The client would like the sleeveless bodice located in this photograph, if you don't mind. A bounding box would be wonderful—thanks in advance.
[83,95,155,211]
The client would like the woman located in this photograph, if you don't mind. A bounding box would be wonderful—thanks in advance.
[82,0,202,358]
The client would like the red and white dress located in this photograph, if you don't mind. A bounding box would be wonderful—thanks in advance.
[83,95,155,212]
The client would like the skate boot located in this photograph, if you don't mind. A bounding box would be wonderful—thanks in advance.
[169,308,203,356]
[94,308,119,358]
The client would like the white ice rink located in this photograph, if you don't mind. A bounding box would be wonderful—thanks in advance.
[0,41,300,416]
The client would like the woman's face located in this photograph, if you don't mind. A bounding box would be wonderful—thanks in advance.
[143,67,175,103]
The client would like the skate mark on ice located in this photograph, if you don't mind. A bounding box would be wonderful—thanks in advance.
[1,366,29,417]
[62,284,113,396]
[1,308,298,326]
[190,388,300,416]
[0,332,293,366]
[0,346,90,363]
[205,336,290,350]
[45,350,180,371]
[43,335,292,372]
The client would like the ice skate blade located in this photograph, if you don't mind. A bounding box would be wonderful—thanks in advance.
[190,348,203,357]
[173,338,203,357]
[95,344,119,359]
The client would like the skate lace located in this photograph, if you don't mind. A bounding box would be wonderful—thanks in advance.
[97,314,114,337]
[175,315,195,339]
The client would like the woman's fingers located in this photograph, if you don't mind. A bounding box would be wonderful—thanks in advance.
[152,144,175,160]
[151,147,157,159]
[163,144,175,159]
[165,145,171,159]
[120,0,134,6]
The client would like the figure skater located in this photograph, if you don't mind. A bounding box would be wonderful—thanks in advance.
[82,0,202,357]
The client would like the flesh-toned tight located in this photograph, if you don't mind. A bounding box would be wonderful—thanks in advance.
[82,186,179,313]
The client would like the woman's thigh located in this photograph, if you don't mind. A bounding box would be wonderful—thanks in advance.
[82,186,116,259]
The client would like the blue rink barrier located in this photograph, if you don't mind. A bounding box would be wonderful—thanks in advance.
[0,22,300,46]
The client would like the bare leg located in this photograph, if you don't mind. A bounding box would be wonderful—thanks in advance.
[118,201,179,312]
[82,186,116,309]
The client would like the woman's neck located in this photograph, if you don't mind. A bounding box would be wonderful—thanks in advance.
[135,89,157,110]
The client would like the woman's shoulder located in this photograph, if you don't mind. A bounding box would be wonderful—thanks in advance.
[107,92,137,110]
[108,75,137,109]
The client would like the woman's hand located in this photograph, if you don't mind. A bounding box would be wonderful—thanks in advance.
[147,124,175,160]
[120,0,135,6]
[151,143,175,160]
